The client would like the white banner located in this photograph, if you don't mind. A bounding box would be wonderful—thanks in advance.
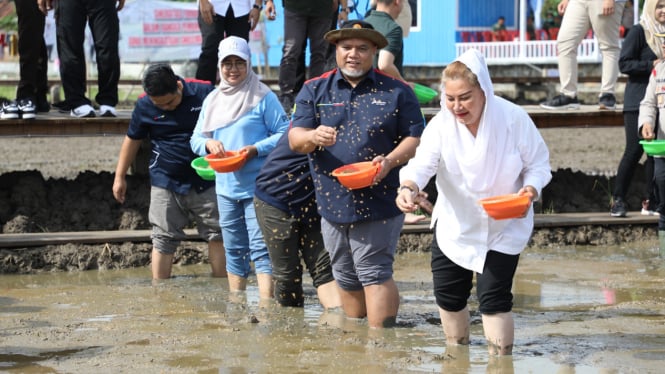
[118,0,202,63]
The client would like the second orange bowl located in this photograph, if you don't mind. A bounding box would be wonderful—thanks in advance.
[478,193,530,220]
[331,161,381,190]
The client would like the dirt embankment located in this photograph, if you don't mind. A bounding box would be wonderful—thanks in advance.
[0,127,659,273]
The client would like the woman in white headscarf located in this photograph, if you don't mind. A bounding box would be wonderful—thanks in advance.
[638,0,665,257]
[610,0,665,217]
[191,36,289,298]
[395,49,551,356]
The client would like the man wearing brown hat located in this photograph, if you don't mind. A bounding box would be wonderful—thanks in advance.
[288,20,425,328]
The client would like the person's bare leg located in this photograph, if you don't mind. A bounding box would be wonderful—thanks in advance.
[151,248,173,279]
[228,273,247,293]
[208,240,227,277]
[482,312,514,355]
[316,280,341,309]
[257,273,274,299]
[338,288,367,319]
[365,278,400,328]
[439,307,470,345]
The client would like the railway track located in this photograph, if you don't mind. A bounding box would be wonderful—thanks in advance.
[0,213,658,249]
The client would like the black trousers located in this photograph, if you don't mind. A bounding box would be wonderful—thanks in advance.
[195,6,250,85]
[54,0,120,108]
[430,229,519,314]
[613,111,655,202]
[654,158,665,230]
[278,9,330,96]
[15,0,48,103]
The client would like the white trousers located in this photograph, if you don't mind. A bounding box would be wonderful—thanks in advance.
[557,0,625,97]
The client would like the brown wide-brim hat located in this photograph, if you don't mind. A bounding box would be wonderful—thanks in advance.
[324,20,388,49]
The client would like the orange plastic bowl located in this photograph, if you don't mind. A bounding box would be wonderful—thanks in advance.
[204,150,247,173]
[478,193,530,220]
[331,161,381,190]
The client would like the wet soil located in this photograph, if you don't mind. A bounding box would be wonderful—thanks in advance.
[1,248,664,373]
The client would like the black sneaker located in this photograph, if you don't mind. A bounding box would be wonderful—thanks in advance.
[610,197,627,217]
[598,93,616,110]
[540,94,580,110]
[36,97,50,113]
[17,98,36,119]
[1,100,20,119]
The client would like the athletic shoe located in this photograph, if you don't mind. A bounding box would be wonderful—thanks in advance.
[17,98,36,119]
[99,105,117,117]
[641,199,660,216]
[36,97,50,113]
[1,100,20,119]
[598,93,616,110]
[71,104,96,118]
[610,197,627,217]
[540,94,581,110]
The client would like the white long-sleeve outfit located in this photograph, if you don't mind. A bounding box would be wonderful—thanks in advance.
[399,49,552,273]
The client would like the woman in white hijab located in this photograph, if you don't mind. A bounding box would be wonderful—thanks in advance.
[610,0,665,217]
[396,49,551,356]
[191,36,289,298]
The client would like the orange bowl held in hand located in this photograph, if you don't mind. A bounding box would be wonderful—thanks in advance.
[331,161,381,190]
[478,193,530,220]
[204,150,248,173]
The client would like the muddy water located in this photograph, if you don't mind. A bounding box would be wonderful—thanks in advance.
[2,242,665,373]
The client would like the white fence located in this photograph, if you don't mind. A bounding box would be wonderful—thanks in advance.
[455,38,602,65]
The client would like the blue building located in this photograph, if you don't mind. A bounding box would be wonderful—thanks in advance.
[260,0,526,67]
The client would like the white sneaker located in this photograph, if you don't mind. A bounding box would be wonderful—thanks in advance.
[641,208,660,216]
[99,105,117,117]
[641,200,660,216]
[71,104,96,118]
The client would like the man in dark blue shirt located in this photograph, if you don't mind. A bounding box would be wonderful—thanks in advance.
[288,20,424,328]
[112,64,225,280]
[254,133,340,308]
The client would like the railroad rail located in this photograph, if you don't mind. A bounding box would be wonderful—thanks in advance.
[0,104,622,138]
[0,213,657,249]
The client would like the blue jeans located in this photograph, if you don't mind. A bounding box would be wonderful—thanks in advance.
[217,195,271,277]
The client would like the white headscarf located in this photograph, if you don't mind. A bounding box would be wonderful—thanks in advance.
[439,49,509,193]
[201,36,271,133]
[641,0,665,59]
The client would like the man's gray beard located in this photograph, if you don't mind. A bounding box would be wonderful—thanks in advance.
[340,67,369,78]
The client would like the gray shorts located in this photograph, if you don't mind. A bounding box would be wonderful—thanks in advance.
[321,215,404,291]
[149,186,221,254]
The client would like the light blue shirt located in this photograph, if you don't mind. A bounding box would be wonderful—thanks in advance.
[190,91,289,199]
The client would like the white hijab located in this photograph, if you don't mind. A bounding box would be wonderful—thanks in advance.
[439,49,509,193]
[201,36,271,133]
[641,0,665,59]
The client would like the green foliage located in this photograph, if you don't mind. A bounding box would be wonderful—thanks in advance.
[0,14,17,32]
